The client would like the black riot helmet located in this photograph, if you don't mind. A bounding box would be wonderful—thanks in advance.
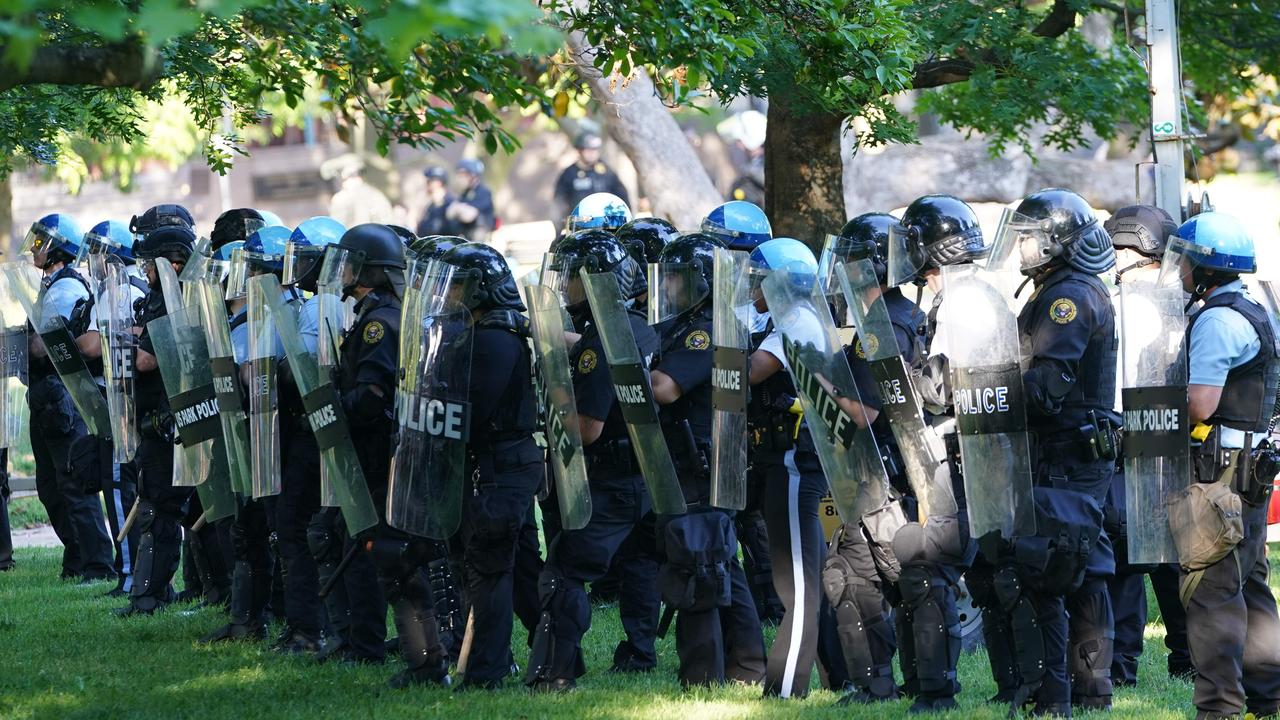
[134,224,196,265]
[323,223,407,299]
[546,229,642,312]
[828,212,898,285]
[617,217,680,266]
[408,234,462,262]
[388,224,417,247]
[887,195,986,286]
[210,208,265,252]
[648,232,725,324]
[1104,204,1177,259]
[130,204,195,242]
[441,242,525,312]
[991,188,1114,277]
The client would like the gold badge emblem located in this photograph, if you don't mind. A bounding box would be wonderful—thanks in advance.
[855,333,879,358]
[577,348,598,374]
[363,321,385,344]
[1049,298,1077,325]
[685,330,710,350]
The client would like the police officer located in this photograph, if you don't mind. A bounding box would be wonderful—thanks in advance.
[698,201,785,626]
[417,166,460,238]
[1164,211,1280,720]
[525,230,659,691]
[118,220,199,616]
[435,242,542,689]
[553,131,629,225]
[0,449,11,571]
[1103,205,1193,685]
[451,159,496,242]
[988,188,1120,714]
[648,232,767,686]
[330,224,450,686]
[71,220,150,597]
[22,213,116,584]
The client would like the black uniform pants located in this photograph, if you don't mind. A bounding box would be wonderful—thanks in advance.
[228,498,272,626]
[759,448,839,698]
[450,455,542,686]
[1185,498,1280,718]
[130,437,191,608]
[737,474,784,624]
[81,434,140,592]
[30,387,113,579]
[528,469,655,683]
[514,505,543,637]
[0,449,12,571]
[263,424,323,639]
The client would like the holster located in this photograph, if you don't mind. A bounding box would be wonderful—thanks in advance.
[585,437,638,475]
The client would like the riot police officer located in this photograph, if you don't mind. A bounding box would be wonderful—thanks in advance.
[553,131,630,225]
[71,219,150,597]
[525,230,660,691]
[1163,211,1280,719]
[564,192,632,236]
[329,224,450,686]
[1103,205,1192,685]
[648,232,767,686]
[986,188,1120,714]
[118,222,199,616]
[21,213,116,584]
[435,242,543,689]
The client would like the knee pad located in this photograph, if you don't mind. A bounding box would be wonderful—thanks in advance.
[964,566,998,610]
[135,500,158,536]
[230,519,253,559]
[1069,582,1114,702]
[993,564,1046,694]
[829,575,895,695]
[900,565,960,694]
[306,523,338,563]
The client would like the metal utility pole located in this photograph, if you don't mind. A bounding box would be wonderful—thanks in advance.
[1145,0,1187,219]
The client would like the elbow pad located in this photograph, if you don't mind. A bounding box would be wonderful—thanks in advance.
[1024,363,1075,416]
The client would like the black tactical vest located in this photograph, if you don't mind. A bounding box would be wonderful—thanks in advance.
[1188,289,1280,433]
[1024,269,1119,427]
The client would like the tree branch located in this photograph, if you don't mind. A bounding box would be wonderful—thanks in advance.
[0,42,160,92]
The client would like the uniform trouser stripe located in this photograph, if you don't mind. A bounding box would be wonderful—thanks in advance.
[780,448,805,698]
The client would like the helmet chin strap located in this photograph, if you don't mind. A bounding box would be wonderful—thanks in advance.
[1114,257,1156,281]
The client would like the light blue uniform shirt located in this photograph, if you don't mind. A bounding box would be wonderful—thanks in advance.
[229,308,249,364]
[1188,279,1267,448]
[40,274,89,323]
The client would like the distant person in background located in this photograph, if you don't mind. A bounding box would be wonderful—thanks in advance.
[416,166,460,238]
[0,448,12,571]
[553,131,629,227]
[718,110,767,207]
[448,159,496,242]
[328,156,394,228]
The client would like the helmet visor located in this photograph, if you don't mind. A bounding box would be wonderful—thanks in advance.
[540,252,588,308]
[646,261,706,325]
[282,241,327,287]
[76,231,124,266]
[318,246,367,296]
[987,208,1055,273]
[886,223,928,287]
[1157,236,1211,289]
[224,248,249,301]
[22,225,62,258]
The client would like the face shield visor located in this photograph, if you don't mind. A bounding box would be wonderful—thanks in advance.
[318,246,368,299]
[987,208,1056,273]
[76,231,126,266]
[21,225,63,259]
[1157,236,1211,290]
[224,248,250,301]
[886,223,929,287]
[540,252,590,309]
[646,261,708,325]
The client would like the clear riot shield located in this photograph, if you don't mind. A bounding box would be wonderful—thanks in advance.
[760,265,889,523]
[1,262,112,438]
[0,272,27,449]
[1119,279,1190,564]
[247,278,282,499]
[709,248,750,511]
[939,263,1035,539]
[256,274,379,536]
[838,258,957,520]
[527,283,592,530]
[193,275,253,498]
[387,260,473,539]
[316,277,354,507]
[100,262,140,463]
[579,270,688,515]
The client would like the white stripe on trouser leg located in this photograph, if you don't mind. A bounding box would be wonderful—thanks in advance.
[780,448,805,698]
[112,462,132,591]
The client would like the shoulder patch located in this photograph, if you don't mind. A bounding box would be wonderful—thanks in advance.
[685,329,710,351]
[1049,298,1077,325]
[577,348,598,374]
[855,333,879,359]
[363,321,386,344]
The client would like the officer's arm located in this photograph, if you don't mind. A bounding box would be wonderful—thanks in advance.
[76,329,103,359]
[1022,288,1094,416]
[579,415,605,446]
[1189,384,1224,426]
[650,369,683,404]
[748,348,782,385]
[136,348,157,372]
[815,372,877,428]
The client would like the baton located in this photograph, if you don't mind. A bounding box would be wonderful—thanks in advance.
[319,539,369,599]
[116,497,141,544]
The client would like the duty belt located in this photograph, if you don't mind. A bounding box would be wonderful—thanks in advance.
[585,437,638,474]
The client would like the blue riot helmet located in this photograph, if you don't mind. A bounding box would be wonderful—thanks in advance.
[566,192,632,233]
[702,200,772,251]
[258,209,285,227]
[23,213,85,268]
[1159,211,1255,297]
[747,238,818,311]
[244,225,292,275]
[283,216,346,290]
[78,220,137,265]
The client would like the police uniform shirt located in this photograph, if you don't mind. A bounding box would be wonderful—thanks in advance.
[757,304,825,373]
[654,310,714,439]
[247,287,302,363]
[88,269,146,332]
[338,291,400,418]
[230,308,249,364]
[554,162,630,212]
[41,272,90,322]
[416,194,459,237]
[846,289,925,411]
[135,290,169,415]
[459,184,496,237]
[1189,279,1266,449]
[570,310,658,442]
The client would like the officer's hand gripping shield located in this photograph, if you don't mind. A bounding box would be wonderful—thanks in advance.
[527,282,593,530]
[838,257,957,520]
[1119,277,1190,564]
[0,270,27,450]
[580,269,688,515]
[939,263,1035,539]
[247,276,283,499]
[386,258,473,539]
[760,262,890,523]
[255,273,379,537]
[709,248,751,511]
[1,261,113,439]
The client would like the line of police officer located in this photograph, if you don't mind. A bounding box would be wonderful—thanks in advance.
[10,187,1278,716]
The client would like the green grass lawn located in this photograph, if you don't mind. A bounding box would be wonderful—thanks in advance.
[0,547,1203,720]
[7,495,50,529]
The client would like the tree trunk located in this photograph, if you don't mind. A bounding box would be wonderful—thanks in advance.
[763,98,845,251]
[565,34,723,228]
